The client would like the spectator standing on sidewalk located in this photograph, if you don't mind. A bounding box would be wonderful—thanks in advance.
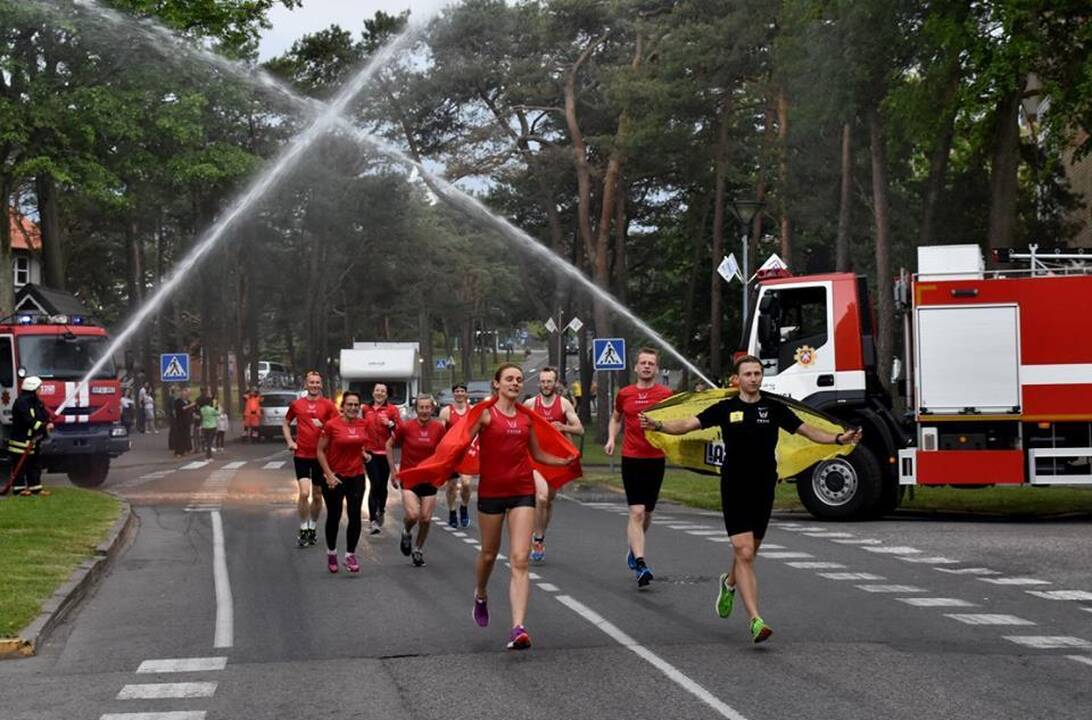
[120,388,135,434]
[216,404,229,451]
[140,382,157,434]
[200,400,219,459]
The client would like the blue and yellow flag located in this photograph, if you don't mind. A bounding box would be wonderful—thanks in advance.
[643,388,855,479]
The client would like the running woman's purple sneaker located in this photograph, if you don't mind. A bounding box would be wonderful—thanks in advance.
[506,625,531,650]
[344,553,360,573]
[326,552,339,574]
[473,595,489,627]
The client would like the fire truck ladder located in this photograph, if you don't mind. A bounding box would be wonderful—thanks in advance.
[996,243,1092,276]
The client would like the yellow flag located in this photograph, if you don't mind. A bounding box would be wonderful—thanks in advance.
[643,388,855,479]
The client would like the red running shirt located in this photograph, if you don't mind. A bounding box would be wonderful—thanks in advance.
[477,405,534,498]
[393,418,446,471]
[445,404,469,429]
[364,403,401,453]
[614,384,674,459]
[285,396,339,459]
[321,416,369,476]
[532,395,566,424]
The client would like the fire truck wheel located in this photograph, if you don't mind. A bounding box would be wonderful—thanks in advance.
[797,445,882,520]
[67,457,111,488]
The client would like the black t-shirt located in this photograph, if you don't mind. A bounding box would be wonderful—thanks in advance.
[696,393,803,481]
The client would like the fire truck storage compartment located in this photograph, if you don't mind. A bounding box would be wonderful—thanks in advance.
[915,449,1024,485]
[915,304,1020,415]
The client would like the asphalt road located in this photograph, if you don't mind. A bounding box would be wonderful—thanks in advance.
[1,434,1090,720]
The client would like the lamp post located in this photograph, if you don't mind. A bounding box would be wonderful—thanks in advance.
[1021,73,1044,223]
[729,198,766,343]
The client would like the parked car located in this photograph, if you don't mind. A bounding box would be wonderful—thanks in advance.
[466,380,492,405]
[434,388,455,412]
[258,390,301,440]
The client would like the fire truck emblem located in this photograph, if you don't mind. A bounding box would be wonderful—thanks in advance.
[793,345,817,367]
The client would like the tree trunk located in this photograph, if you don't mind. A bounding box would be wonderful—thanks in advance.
[460,316,473,383]
[613,183,627,305]
[988,83,1024,255]
[868,106,894,390]
[919,67,962,247]
[419,307,433,393]
[35,174,65,289]
[0,180,12,315]
[777,88,792,264]
[710,94,731,379]
[836,121,853,271]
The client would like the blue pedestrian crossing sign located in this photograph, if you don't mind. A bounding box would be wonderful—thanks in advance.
[160,353,190,382]
[435,358,450,370]
[593,338,627,371]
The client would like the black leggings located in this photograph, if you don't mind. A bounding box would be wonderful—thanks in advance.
[321,474,366,552]
[366,455,390,520]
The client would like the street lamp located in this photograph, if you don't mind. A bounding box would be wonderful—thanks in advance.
[729,197,766,341]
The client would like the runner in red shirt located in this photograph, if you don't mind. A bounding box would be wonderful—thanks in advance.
[316,391,372,574]
[523,366,583,563]
[282,371,339,548]
[388,395,447,567]
[438,383,473,528]
[364,383,401,534]
[462,363,576,650]
[604,347,673,588]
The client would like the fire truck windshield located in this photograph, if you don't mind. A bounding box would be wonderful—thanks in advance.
[17,335,116,380]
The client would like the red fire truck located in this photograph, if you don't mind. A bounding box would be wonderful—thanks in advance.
[745,244,1092,520]
[1,312,130,487]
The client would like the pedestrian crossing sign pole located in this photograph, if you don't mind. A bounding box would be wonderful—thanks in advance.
[160,353,190,383]
[593,338,627,475]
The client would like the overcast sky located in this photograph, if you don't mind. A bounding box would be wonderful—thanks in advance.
[258,0,452,60]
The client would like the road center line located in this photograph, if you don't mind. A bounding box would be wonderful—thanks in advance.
[211,510,234,649]
[101,713,207,720]
[555,594,749,720]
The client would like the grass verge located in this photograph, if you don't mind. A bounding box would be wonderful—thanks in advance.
[586,469,1092,517]
[0,488,122,637]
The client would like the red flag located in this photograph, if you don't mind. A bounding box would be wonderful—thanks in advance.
[400,397,582,489]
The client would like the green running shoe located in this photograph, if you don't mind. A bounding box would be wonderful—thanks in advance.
[715,573,735,619]
[750,616,773,644]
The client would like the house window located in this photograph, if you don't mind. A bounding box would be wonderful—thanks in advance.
[13,255,29,288]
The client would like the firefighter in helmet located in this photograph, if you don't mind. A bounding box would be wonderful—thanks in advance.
[9,376,55,496]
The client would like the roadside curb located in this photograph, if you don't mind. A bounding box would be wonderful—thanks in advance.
[0,500,137,659]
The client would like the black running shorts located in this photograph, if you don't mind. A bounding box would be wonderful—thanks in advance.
[477,494,535,515]
[293,457,323,484]
[621,456,666,511]
[720,474,777,540]
[409,482,438,498]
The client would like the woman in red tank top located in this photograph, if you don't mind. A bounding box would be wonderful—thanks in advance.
[461,363,575,650]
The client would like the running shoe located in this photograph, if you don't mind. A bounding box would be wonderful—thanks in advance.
[307,528,318,546]
[345,553,360,574]
[377,512,385,527]
[506,625,531,651]
[448,510,458,528]
[750,616,773,644]
[626,548,637,571]
[326,552,339,574]
[297,529,308,548]
[472,595,489,627]
[411,548,425,567]
[459,505,470,528]
[400,528,413,556]
[530,535,545,563]
[369,520,381,536]
[715,573,735,619]
[635,565,654,588]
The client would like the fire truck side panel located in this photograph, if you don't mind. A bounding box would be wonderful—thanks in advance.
[915,449,1024,485]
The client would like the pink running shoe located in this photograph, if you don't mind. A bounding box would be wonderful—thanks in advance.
[506,625,531,650]
[326,552,339,574]
[473,595,489,627]
[345,553,360,573]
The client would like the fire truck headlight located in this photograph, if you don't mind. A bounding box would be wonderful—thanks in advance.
[111,426,128,437]
[91,386,116,395]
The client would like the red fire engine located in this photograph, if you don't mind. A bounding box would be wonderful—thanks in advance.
[1,312,130,487]
[745,244,1092,520]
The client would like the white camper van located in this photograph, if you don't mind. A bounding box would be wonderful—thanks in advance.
[339,342,421,419]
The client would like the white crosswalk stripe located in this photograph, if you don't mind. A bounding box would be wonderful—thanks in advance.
[137,657,228,674]
[1026,590,1092,601]
[936,567,1001,576]
[786,561,846,569]
[818,572,886,581]
[980,577,1051,586]
[897,598,976,607]
[117,682,217,699]
[222,461,246,469]
[101,713,207,720]
[1004,636,1092,650]
[945,613,1035,626]
[759,551,813,559]
[864,546,921,555]
[262,461,286,470]
[832,538,883,545]
[897,556,960,564]
[179,461,210,471]
[857,584,926,593]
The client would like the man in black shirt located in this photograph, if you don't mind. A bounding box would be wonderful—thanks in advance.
[640,355,860,643]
